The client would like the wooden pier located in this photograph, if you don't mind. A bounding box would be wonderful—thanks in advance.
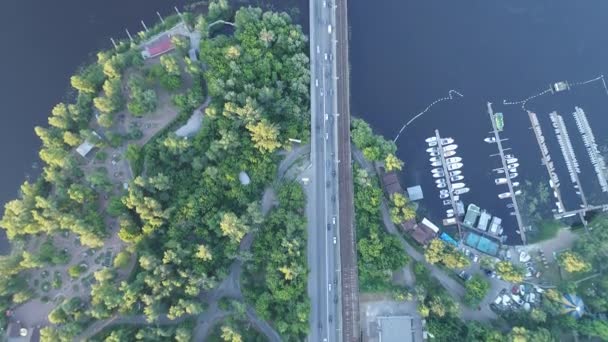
[487,103,527,244]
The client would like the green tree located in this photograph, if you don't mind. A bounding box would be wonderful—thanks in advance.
[113,250,131,269]
[464,274,490,307]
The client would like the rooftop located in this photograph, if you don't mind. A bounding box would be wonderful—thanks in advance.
[76,140,95,157]
[378,315,422,342]
[142,34,175,59]
[407,185,424,201]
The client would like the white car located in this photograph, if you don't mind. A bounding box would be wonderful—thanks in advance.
[328,283,332,292]
[472,254,479,263]
[333,236,337,244]
[332,216,336,224]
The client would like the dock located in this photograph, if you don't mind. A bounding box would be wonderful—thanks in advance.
[487,103,527,244]
[549,111,589,210]
[528,111,567,214]
[573,106,608,192]
[434,129,464,239]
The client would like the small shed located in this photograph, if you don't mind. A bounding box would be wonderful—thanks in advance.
[76,140,95,158]
[239,171,251,186]
[141,34,175,59]
[407,185,423,201]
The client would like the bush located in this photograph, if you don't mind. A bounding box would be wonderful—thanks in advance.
[113,251,131,269]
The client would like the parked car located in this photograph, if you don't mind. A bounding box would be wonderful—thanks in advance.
[458,270,472,281]
[472,254,479,263]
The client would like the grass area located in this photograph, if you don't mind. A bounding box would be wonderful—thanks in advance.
[527,219,562,243]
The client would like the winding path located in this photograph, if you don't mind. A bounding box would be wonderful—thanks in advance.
[76,146,311,341]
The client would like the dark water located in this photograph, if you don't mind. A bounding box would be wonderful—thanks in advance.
[350,1,608,244]
[0,0,189,252]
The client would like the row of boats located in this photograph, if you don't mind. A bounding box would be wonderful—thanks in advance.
[573,106,608,192]
[529,112,564,214]
[494,154,521,199]
[426,136,469,218]
[550,112,580,183]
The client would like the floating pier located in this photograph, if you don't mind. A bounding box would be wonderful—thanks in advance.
[528,111,566,214]
[572,106,608,192]
[487,103,526,244]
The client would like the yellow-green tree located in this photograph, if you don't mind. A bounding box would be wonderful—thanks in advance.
[385,153,404,172]
[390,193,416,224]
[195,244,213,261]
[220,325,243,342]
[220,212,249,243]
[424,239,470,270]
[246,119,281,153]
[495,261,524,283]
[558,251,591,273]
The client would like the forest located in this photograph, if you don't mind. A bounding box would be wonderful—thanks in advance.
[0,3,310,341]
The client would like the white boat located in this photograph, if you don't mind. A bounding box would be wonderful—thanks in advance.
[443,144,458,151]
[453,195,460,201]
[435,179,446,184]
[429,151,439,157]
[429,157,440,162]
[441,138,454,145]
[426,147,437,153]
[512,182,520,187]
[498,192,511,199]
[447,163,463,171]
[450,175,464,182]
[440,193,450,199]
[425,137,437,143]
[446,212,455,218]
[440,189,449,195]
[508,163,519,168]
[495,169,505,174]
[446,157,462,164]
[452,182,465,189]
[495,178,507,185]
[454,187,470,195]
[437,183,447,189]
[449,170,462,176]
[444,150,456,157]
[443,199,452,205]
[433,172,444,178]
[509,168,517,173]
[515,190,522,195]
[484,137,496,143]
[509,172,518,179]
[431,168,443,173]
[431,161,442,167]
[507,158,518,164]
[428,140,438,147]
[505,154,514,159]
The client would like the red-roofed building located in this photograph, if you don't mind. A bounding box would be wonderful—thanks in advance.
[142,34,175,59]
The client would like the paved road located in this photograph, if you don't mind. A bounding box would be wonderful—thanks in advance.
[307,0,342,341]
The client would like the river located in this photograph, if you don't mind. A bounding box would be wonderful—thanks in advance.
[350,1,608,244]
